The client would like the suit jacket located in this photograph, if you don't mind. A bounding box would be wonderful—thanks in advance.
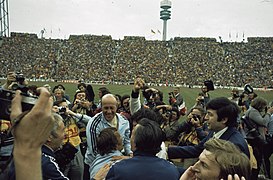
[106,150,180,180]
[168,127,250,159]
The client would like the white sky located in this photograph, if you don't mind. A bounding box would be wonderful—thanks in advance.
[9,0,273,41]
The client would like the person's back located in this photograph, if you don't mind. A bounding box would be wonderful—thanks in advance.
[106,152,179,180]
[106,118,180,180]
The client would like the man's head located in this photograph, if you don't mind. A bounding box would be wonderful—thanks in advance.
[74,90,86,101]
[173,87,180,95]
[97,127,123,156]
[205,97,239,131]
[191,139,250,180]
[102,94,118,122]
[251,97,268,113]
[45,113,65,151]
[130,107,163,129]
[131,118,163,154]
[54,89,64,101]
[121,95,130,111]
[98,87,110,99]
[187,106,206,124]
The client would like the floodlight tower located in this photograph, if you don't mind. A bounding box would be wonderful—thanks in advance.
[0,0,9,46]
[160,0,171,41]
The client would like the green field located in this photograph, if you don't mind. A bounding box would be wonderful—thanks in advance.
[30,81,273,109]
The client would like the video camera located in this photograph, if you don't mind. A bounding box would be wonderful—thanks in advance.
[0,88,37,121]
[239,84,254,98]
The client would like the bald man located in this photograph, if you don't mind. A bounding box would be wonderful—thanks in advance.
[84,94,131,168]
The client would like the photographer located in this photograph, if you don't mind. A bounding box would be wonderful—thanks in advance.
[228,88,240,104]
[264,101,273,179]
[53,99,87,180]
[194,92,206,109]
[71,90,93,117]
[142,87,164,110]
[156,105,180,142]
[168,87,186,116]
[238,84,257,112]
[5,87,68,180]
[242,97,273,179]
[1,71,28,171]
[175,106,208,146]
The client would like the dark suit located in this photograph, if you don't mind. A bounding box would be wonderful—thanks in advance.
[106,150,180,180]
[168,127,250,159]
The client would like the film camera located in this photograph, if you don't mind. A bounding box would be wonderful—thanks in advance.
[58,106,67,114]
[10,73,28,94]
[0,88,37,121]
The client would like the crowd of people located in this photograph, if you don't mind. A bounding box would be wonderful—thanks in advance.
[0,32,272,87]
[0,31,273,180]
[1,70,273,180]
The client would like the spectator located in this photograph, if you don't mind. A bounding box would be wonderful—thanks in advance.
[53,84,70,101]
[119,94,131,120]
[243,97,273,179]
[263,101,273,179]
[53,88,71,106]
[53,99,85,180]
[175,106,208,146]
[180,138,251,180]
[89,127,123,179]
[155,104,181,142]
[168,97,250,162]
[8,88,68,180]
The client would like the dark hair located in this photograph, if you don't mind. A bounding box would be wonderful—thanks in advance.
[97,127,119,156]
[121,95,130,108]
[131,107,163,125]
[77,82,87,89]
[206,97,240,127]
[171,107,180,120]
[134,118,163,154]
[53,98,67,106]
[72,90,87,103]
[52,84,66,93]
[115,94,122,102]
[99,87,110,98]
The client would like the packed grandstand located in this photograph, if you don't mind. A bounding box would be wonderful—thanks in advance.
[0,32,272,88]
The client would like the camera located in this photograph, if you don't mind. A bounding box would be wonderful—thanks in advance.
[0,88,37,121]
[168,92,175,97]
[58,106,67,114]
[16,73,25,84]
[192,114,201,121]
[239,84,254,99]
[10,73,28,94]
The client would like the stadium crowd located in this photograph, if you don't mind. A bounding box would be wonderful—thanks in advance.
[0,33,273,180]
[0,32,272,87]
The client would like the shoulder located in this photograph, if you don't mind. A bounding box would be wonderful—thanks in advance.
[117,114,130,125]
[87,113,103,127]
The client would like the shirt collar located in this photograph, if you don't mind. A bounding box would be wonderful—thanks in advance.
[213,127,228,139]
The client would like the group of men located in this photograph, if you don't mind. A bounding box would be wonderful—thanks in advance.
[1,73,271,180]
